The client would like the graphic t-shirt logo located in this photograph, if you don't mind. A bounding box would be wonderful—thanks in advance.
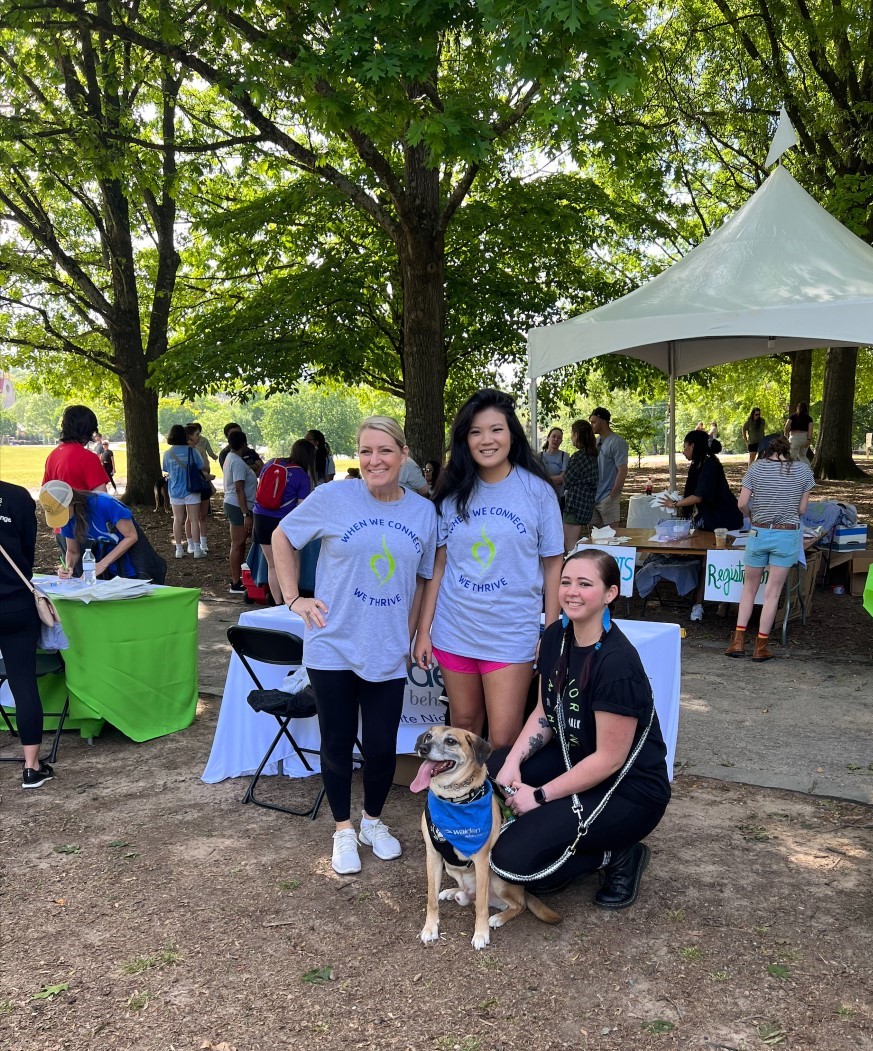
[369,534,396,586]
[471,526,495,572]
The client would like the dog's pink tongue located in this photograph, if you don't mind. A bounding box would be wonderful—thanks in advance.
[410,759,439,793]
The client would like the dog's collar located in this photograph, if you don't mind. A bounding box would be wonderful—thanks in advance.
[445,780,489,805]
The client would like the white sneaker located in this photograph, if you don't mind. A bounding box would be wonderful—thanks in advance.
[174,544,185,559]
[192,544,206,559]
[200,539,209,553]
[359,815,402,860]
[690,603,704,622]
[332,828,361,874]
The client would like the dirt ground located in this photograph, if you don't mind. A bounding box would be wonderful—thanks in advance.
[5,459,871,1050]
[2,700,872,1051]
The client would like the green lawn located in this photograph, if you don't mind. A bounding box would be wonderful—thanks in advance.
[0,444,127,491]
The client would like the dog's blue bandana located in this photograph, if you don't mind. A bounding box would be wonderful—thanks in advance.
[425,781,493,863]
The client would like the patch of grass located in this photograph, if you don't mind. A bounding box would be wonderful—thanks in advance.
[679,946,702,961]
[279,879,301,891]
[122,944,181,975]
[665,907,685,923]
[709,969,730,981]
[836,1004,855,1018]
[478,997,499,1012]
[127,991,150,1012]
[0,446,129,490]
[756,1022,786,1044]
[737,823,770,841]
[53,844,81,855]
[767,964,791,980]
[641,1019,675,1034]
[0,1000,14,1015]
[475,952,498,971]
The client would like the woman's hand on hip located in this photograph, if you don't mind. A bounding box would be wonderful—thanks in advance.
[293,596,328,629]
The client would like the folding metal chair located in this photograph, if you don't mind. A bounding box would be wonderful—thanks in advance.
[0,651,70,765]
[228,625,351,820]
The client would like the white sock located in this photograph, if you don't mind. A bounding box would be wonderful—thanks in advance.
[190,542,201,554]
[361,813,378,827]
[175,544,185,555]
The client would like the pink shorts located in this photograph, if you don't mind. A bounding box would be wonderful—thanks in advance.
[431,646,509,676]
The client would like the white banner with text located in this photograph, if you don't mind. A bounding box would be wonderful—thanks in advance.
[703,551,767,604]
[575,545,638,598]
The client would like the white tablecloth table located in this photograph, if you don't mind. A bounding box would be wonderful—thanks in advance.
[626,493,666,530]
[202,608,681,783]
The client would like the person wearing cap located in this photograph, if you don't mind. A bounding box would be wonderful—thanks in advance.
[0,480,53,788]
[39,482,139,580]
[588,408,629,529]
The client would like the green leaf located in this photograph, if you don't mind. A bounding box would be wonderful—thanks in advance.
[53,844,81,855]
[31,983,68,1000]
[768,964,791,979]
[301,966,335,984]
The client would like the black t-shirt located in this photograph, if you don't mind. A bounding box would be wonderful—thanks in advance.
[218,444,261,470]
[685,457,743,531]
[788,413,813,433]
[538,621,671,806]
[0,481,38,612]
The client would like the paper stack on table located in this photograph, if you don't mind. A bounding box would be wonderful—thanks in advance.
[650,491,681,515]
[35,576,157,602]
[589,526,631,545]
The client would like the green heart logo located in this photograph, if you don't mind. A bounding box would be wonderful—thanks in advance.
[369,535,396,586]
[471,526,495,571]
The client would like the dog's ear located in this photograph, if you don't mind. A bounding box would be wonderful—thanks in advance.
[471,734,492,767]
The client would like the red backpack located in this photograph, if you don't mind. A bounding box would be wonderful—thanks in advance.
[255,460,289,511]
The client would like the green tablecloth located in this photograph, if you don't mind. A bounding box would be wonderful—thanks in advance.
[864,564,873,617]
[2,587,200,742]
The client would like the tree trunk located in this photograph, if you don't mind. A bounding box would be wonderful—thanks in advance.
[118,360,162,505]
[811,347,866,480]
[788,349,813,411]
[399,142,447,465]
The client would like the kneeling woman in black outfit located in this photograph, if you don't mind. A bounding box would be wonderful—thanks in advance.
[488,549,670,907]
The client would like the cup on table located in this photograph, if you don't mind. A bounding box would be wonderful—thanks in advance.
[714,528,728,549]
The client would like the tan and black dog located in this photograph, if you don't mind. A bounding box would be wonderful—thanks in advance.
[411,726,561,949]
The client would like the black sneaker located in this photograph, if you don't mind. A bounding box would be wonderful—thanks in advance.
[229,581,246,594]
[22,761,54,789]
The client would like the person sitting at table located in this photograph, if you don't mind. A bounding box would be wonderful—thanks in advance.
[488,548,670,905]
[38,481,144,581]
[725,435,815,662]
[0,480,53,789]
[272,416,437,876]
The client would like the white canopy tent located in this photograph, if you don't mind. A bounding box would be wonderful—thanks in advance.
[527,165,873,485]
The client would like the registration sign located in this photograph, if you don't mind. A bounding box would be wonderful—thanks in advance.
[704,551,768,604]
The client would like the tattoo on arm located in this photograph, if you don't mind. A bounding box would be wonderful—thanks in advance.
[538,717,549,729]
[526,733,544,759]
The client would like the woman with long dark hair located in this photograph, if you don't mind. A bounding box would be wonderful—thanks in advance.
[742,407,766,465]
[488,549,670,905]
[562,419,599,553]
[305,429,336,484]
[660,431,742,533]
[784,402,814,461]
[163,424,206,559]
[423,459,441,497]
[725,435,814,662]
[415,389,564,749]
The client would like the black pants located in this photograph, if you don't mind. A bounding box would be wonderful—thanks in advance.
[487,743,667,894]
[0,601,43,747]
[307,668,405,823]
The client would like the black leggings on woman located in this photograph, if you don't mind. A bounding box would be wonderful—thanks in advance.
[487,743,667,894]
[306,668,405,823]
[0,602,43,747]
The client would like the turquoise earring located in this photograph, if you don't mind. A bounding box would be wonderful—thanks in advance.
[602,607,611,631]
[561,611,569,629]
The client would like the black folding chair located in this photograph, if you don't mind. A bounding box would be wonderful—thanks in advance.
[228,625,343,820]
[0,652,70,765]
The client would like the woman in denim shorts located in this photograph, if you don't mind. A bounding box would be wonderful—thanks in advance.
[725,436,815,662]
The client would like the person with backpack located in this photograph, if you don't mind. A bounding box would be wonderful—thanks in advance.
[250,439,316,601]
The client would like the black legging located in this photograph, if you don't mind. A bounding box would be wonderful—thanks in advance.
[487,743,667,894]
[306,668,405,823]
[0,601,43,747]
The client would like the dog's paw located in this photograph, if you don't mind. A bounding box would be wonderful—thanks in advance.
[439,889,472,906]
[488,913,507,929]
[419,925,440,945]
[471,931,491,950]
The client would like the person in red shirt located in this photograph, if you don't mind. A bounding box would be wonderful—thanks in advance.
[42,405,108,566]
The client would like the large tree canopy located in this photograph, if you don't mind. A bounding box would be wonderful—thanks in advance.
[34,0,646,462]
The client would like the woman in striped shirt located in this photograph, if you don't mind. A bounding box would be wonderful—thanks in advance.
[725,436,815,662]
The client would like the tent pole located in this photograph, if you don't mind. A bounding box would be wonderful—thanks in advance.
[668,342,677,490]
[528,377,538,447]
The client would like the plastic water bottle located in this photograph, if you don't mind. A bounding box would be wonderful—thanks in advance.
[82,547,96,585]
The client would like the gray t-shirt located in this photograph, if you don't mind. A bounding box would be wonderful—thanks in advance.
[223,450,257,508]
[540,449,569,498]
[595,432,629,503]
[399,458,427,492]
[279,479,437,680]
[431,468,564,663]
